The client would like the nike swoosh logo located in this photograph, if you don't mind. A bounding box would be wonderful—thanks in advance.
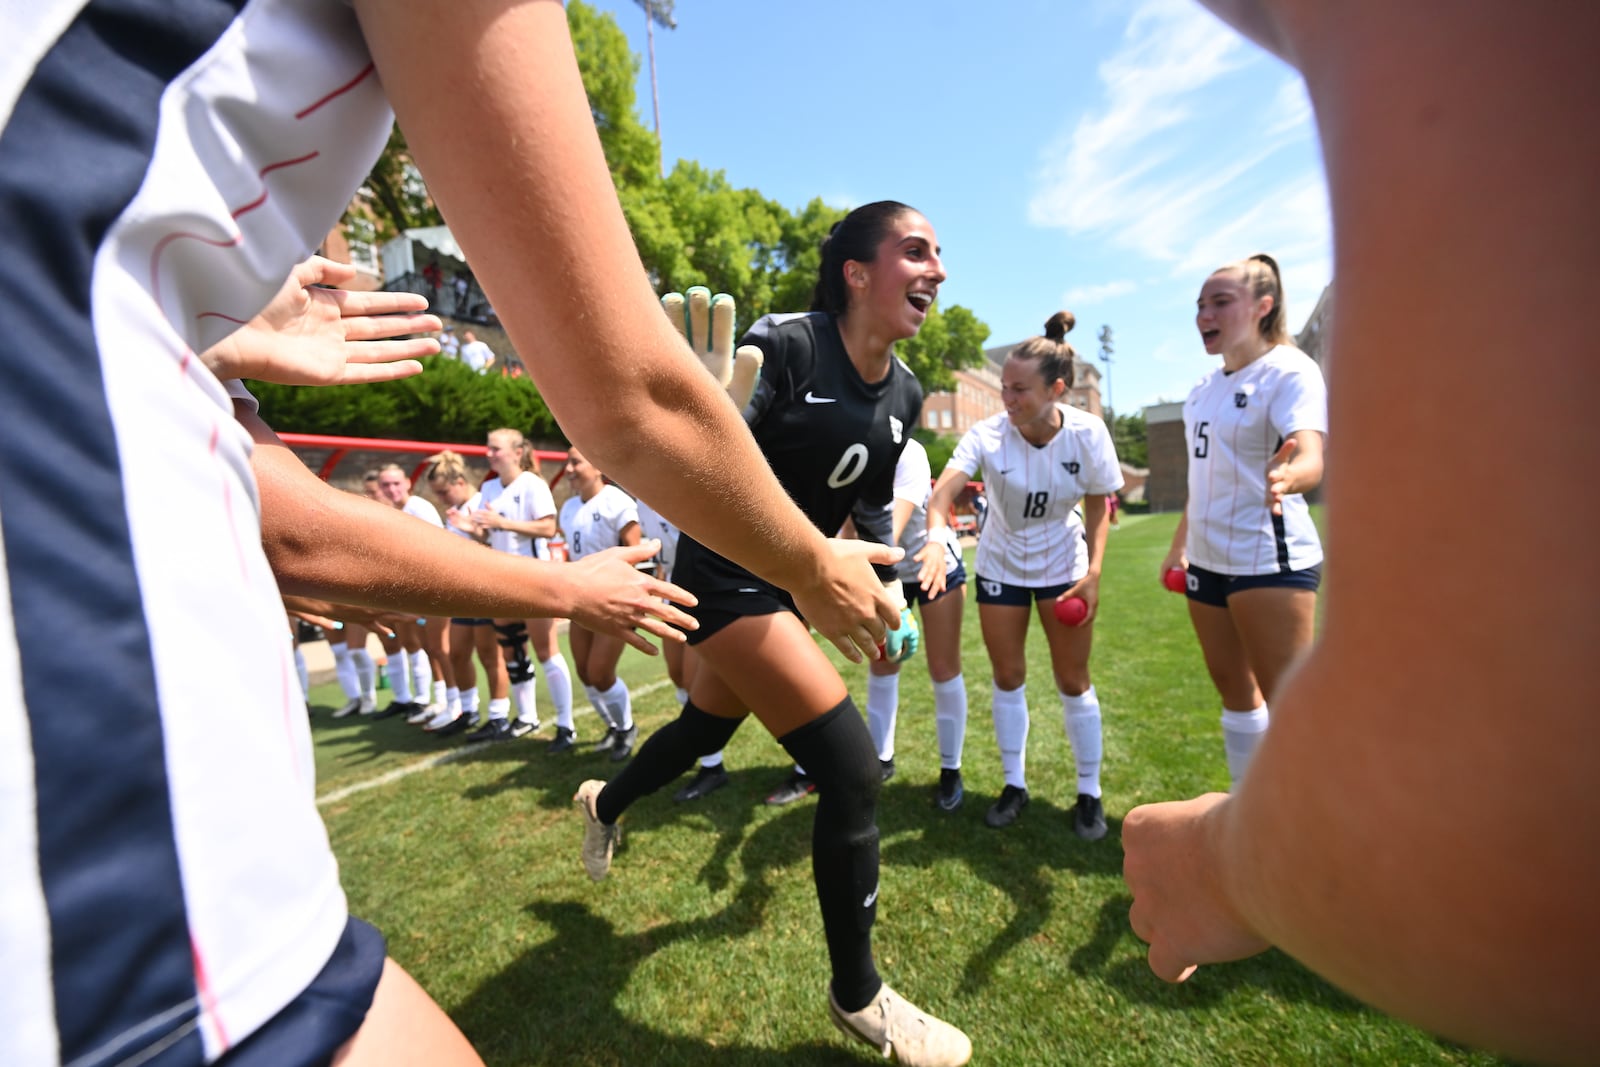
[804,392,837,404]
[997,468,1012,475]
[863,886,878,908]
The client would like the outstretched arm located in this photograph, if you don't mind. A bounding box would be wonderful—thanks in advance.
[1124,3,1600,1063]
[242,406,695,654]
[351,0,898,661]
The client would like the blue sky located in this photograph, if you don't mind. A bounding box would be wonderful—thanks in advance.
[586,0,1331,414]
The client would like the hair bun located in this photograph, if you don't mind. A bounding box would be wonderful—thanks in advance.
[1045,310,1076,341]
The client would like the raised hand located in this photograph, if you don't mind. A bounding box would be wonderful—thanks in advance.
[201,256,440,385]
[661,286,764,410]
[1266,437,1299,515]
[562,540,700,654]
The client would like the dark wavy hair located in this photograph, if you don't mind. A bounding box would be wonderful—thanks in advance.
[809,200,918,315]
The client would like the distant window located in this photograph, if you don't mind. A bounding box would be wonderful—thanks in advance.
[941,410,953,429]
[348,240,380,275]
[926,411,939,429]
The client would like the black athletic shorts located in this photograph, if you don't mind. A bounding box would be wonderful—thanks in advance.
[674,536,797,645]
[1184,563,1323,607]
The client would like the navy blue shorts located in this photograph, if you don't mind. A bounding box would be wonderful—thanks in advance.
[903,557,967,607]
[973,573,1079,607]
[215,915,387,1067]
[1184,563,1322,607]
[450,618,493,627]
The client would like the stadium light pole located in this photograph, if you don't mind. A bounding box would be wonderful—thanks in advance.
[1098,324,1115,422]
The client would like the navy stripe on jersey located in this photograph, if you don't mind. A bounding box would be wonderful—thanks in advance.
[0,1,245,1062]
[1271,512,1291,573]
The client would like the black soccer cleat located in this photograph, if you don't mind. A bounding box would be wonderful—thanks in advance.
[984,785,1030,829]
[673,763,730,803]
[935,768,964,812]
[1072,793,1107,841]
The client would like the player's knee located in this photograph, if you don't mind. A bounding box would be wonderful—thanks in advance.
[680,702,742,758]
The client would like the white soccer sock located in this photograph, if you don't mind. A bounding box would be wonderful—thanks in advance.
[1222,705,1270,789]
[1062,686,1104,798]
[992,683,1030,789]
[488,697,511,722]
[293,646,309,700]
[700,751,725,769]
[584,684,613,728]
[509,681,535,722]
[351,648,376,702]
[600,679,633,731]
[865,672,899,762]
[675,686,689,705]
[446,686,461,715]
[330,642,360,700]
[541,655,575,730]
[389,650,413,704]
[414,658,433,704]
[933,674,968,771]
[460,686,480,715]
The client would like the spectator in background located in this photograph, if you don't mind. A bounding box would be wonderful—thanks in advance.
[440,328,460,360]
[459,330,494,375]
[452,268,471,314]
[422,254,443,307]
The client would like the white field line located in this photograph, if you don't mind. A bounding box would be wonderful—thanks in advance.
[316,679,674,807]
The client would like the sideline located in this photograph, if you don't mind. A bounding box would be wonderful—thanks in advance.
[316,678,673,807]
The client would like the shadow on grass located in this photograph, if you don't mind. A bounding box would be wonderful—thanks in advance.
[450,806,867,1066]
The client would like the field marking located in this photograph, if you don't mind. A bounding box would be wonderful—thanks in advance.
[316,679,674,807]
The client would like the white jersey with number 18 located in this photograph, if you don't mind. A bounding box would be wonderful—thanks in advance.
[945,405,1123,587]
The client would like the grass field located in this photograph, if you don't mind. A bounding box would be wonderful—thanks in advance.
[308,512,1504,1067]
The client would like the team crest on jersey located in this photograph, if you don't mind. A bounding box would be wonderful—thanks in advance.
[1062,461,1080,475]
[889,415,903,444]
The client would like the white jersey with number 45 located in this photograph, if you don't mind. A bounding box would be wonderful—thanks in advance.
[1182,344,1327,575]
[945,404,1123,587]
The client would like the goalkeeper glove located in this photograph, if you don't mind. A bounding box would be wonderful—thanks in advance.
[661,285,764,410]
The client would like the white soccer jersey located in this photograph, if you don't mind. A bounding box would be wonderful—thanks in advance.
[1183,345,1327,575]
[3,1,391,1062]
[946,406,1123,587]
[401,494,444,528]
[561,485,640,561]
[480,471,556,560]
[891,438,961,584]
[634,498,681,577]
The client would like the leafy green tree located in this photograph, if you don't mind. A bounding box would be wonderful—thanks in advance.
[348,124,441,244]
[1111,411,1148,468]
[897,303,991,394]
[569,0,661,188]
[914,427,959,480]
[251,359,556,443]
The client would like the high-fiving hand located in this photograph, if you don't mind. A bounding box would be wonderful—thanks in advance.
[201,256,440,385]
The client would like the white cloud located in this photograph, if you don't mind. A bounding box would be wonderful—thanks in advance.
[1061,279,1137,305]
[1027,0,1331,300]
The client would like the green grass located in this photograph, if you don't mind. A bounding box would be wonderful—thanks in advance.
[310,512,1503,1066]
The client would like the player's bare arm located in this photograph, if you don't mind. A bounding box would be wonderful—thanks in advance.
[351,0,896,661]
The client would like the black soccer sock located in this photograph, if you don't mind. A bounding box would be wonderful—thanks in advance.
[778,697,883,1012]
[596,701,743,825]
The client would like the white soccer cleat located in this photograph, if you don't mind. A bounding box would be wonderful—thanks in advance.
[573,779,621,882]
[828,983,972,1067]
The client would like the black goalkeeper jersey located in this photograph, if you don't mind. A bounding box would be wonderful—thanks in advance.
[676,311,924,598]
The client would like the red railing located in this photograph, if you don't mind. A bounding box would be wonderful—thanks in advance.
[278,432,567,485]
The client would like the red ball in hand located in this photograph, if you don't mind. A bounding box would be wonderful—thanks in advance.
[1053,596,1089,627]
[1163,567,1187,594]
